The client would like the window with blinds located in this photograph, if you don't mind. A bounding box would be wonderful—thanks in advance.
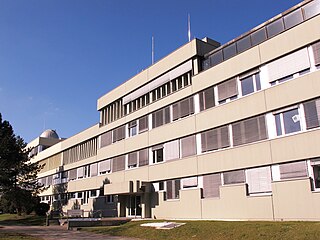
[77,166,84,179]
[138,149,149,167]
[99,159,111,174]
[202,173,221,198]
[166,179,181,200]
[112,125,125,143]
[172,96,194,121]
[152,107,170,128]
[223,170,245,185]
[128,152,138,168]
[100,131,112,148]
[217,78,238,102]
[112,155,126,172]
[246,166,272,194]
[68,169,77,180]
[312,41,320,66]
[266,47,310,83]
[180,135,196,158]
[90,163,98,177]
[199,86,215,111]
[304,99,320,129]
[164,140,180,161]
[201,126,229,152]
[279,161,308,180]
[182,176,198,188]
[138,115,149,133]
[232,115,267,146]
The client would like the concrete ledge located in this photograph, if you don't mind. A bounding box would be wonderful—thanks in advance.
[67,218,131,230]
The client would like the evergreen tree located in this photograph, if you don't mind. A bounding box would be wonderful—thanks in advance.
[0,113,43,214]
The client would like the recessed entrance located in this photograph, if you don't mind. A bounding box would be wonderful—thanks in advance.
[128,195,142,217]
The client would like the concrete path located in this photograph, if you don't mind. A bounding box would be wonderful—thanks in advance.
[0,225,140,240]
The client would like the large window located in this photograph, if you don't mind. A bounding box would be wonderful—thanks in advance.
[223,170,245,185]
[164,140,179,161]
[232,115,267,146]
[201,126,229,153]
[274,108,301,136]
[172,96,194,121]
[138,115,149,133]
[199,87,215,111]
[100,131,112,148]
[180,135,196,158]
[128,120,137,137]
[112,125,125,143]
[202,173,221,198]
[246,166,272,194]
[240,70,261,96]
[152,107,170,128]
[112,155,126,172]
[99,159,111,174]
[152,145,164,163]
[166,179,180,200]
[217,78,238,104]
[303,98,320,130]
[279,161,308,180]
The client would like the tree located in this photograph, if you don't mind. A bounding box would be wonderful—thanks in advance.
[0,113,43,215]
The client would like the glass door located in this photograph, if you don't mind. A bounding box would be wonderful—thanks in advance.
[128,195,142,217]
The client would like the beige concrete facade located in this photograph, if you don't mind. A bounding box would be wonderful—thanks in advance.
[29,0,320,221]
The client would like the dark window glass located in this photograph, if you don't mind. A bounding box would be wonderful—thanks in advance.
[241,76,254,96]
[223,170,245,184]
[284,9,303,29]
[223,43,237,60]
[275,114,282,136]
[267,18,284,38]
[255,74,261,91]
[209,50,223,66]
[172,80,177,92]
[251,27,267,46]
[237,35,251,53]
[202,58,211,70]
[283,108,301,134]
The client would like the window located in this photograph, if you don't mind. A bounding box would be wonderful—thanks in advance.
[180,135,196,158]
[303,99,320,130]
[303,0,320,20]
[68,169,77,181]
[240,70,261,96]
[251,27,267,46]
[106,195,115,203]
[232,115,267,146]
[90,190,98,198]
[223,170,245,185]
[112,125,125,143]
[172,96,194,121]
[217,78,238,103]
[159,181,164,191]
[112,155,126,172]
[201,126,229,152]
[210,50,223,66]
[246,166,272,194]
[182,177,198,188]
[236,35,251,53]
[152,107,170,128]
[311,159,320,189]
[128,120,137,137]
[279,161,308,180]
[138,149,149,167]
[164,140,180,161]
[266,18,284,38]
[77,166,84,179]
[128,152,138,168]
[99,159,111,174]
[199,87,215,111]
[223,43,237,60]
[274,108,301,136]
[312,41,320,66]
[138,115,148,133]
[166,179,180,200]
[284,8,303,29]
[202,173,221,198]
[152,145,164,163]
[90,163,98,177]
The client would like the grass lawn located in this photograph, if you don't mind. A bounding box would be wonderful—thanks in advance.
[0,231,40,240]
[82,220,320,240]
[0,214,46,226]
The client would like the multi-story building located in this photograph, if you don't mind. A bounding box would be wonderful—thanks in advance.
[28,0,320,220]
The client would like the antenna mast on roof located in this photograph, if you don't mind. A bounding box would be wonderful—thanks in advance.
[152,35,155,65]
[188,14,191,42]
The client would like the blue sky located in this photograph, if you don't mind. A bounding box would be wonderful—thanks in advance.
[0,0,302,142]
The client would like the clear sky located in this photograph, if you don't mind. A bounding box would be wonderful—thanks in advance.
[0,0,302,143]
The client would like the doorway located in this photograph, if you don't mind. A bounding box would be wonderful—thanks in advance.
[128,195,142,217]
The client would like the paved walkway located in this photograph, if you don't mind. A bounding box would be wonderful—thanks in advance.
[0,225,140,240]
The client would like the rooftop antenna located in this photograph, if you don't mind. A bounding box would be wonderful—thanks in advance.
[152,35,155,64]
[188,14,191,42]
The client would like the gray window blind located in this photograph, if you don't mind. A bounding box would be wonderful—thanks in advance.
[223,170,245,184]
[246,166,272,194]
[217,78,238,101]
[77,167,84,178]
[173,97,194,121]
[138,149,149,167]
[90,163,98,177]
[304,99,320,129]
[112,155,125,172]
[279,161,308,180]
[266,48,310,83]
[232,115,267,147]
[68,169,77,180]
[152,107,170,128]
[199,87,215,111]
[128,152,138,167]
[182,176,198,188]
[166,179,180,200]
[312,41,320,66]
[203,173,221,198]
[100,131,112,148]
[138,115,149,133]
[181,135,196,158]
[164,140,180,161]
[99,159,111,173]
[201,126,230,152]
[113,125,125,143]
